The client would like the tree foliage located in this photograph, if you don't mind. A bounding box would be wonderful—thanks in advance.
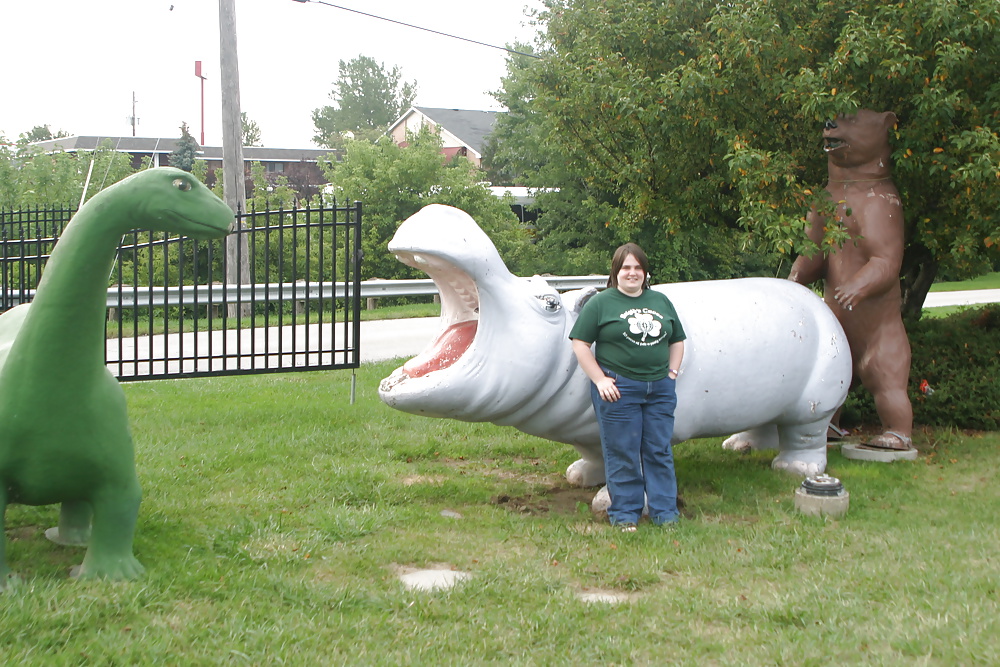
[0,140,144,210]
[241,112,263,147]
[321,128,531,280]
[169,122,199,172]
[312,55,417,149]
[493,0,1000,316]
[17,124,70,145]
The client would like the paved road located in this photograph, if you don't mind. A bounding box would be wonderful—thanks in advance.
[361,317,440,363]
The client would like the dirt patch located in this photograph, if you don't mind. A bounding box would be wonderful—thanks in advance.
[491,485,597,516]
[6,526,39,541]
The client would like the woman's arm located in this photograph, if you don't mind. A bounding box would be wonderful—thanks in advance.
[667,340,685,379]
[571,338,620,402]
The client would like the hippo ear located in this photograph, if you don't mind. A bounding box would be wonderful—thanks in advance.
[563,286,599,315]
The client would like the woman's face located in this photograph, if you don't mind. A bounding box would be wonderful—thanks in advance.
[616,253,646,296]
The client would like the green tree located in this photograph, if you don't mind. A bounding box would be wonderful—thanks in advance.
[320,127,530,280]
[169,122,199,172]
[500,0,1000,318]
[0,140,143,209]
[17,124,70,145]
[241,112,262,147]
[489,32,781,282]
[312,55,417,149]
[0,135,19,208]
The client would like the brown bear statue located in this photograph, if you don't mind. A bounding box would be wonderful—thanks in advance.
[788,109,914,450]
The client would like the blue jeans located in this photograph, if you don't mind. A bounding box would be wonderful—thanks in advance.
[591,368,679,526]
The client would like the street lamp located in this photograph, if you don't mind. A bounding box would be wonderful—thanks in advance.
[194,61,207,145]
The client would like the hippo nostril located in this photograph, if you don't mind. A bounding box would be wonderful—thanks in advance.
[824,119,838,130]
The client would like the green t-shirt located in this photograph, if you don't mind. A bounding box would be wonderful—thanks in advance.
[569,287,686,381]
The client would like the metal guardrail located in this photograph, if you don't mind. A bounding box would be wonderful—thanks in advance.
[5,276,609,309]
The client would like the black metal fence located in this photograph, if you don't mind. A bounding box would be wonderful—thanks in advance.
[1,200,362,381]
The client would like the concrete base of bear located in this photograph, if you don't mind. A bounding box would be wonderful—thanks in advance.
[841,441,918,463]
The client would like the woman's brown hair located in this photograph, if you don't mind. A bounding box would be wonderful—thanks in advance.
[607,243,651,290]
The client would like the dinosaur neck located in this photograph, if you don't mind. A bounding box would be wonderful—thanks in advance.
[23,202,126,361]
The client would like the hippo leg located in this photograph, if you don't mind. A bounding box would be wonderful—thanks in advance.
[721,425,779,453]
[771,420,829,477]
[566,457,606,488]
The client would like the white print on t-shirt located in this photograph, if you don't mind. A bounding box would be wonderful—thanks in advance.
[619,308,665,344]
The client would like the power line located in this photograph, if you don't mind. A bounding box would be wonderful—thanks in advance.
[291,0,542,59]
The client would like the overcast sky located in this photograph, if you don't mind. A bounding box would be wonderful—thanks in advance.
[1,0,543,148]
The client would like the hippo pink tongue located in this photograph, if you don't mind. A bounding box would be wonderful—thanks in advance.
[402,320,478,378]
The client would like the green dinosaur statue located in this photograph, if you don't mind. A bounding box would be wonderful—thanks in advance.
[0,167,233,588]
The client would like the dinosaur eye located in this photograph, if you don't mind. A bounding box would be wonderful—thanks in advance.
[172,178,192,191]
[537,294,561,312]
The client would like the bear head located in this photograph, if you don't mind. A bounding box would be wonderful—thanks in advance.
[822,109,898,171]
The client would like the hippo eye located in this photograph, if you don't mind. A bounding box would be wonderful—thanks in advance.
[172,178,192,191]
[537,294,561,312]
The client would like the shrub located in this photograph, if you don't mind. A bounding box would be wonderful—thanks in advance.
[841,305,1000,430]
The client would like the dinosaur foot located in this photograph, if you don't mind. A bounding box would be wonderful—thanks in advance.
[72,554,145,581]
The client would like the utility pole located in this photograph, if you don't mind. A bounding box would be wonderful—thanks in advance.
[218,0,250,312]
[127,92,139,136]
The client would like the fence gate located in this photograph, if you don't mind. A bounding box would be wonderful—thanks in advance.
[1,200,363,381]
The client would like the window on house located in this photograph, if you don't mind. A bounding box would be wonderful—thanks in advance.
[266,162,285,173]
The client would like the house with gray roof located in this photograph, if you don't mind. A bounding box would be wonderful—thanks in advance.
[25,135,339,198]
[388,107,499,168]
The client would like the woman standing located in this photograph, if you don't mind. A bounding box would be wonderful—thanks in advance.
[569,243,686,531]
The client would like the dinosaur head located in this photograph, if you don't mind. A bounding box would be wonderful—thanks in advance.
[94,167,235,240]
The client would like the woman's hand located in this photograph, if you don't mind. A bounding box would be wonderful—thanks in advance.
[571,338,620,402]
[595,376,619,402]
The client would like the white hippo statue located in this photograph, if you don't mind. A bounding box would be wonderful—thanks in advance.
[378,205,852,486]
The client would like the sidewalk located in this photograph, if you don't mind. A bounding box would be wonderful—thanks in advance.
[922,288,1000,308]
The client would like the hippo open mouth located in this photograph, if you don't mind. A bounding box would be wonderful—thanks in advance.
[383,250,480,383]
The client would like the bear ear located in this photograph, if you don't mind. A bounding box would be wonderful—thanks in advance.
[883,111,899,131]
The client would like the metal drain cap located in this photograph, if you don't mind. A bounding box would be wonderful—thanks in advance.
[800,474,844,497]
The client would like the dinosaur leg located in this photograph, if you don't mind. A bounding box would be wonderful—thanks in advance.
[73,480,144,581]
[1,490,16,591]
[46,501,92,546]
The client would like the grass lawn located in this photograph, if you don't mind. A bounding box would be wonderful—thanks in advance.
[2,361,997,664]
[929,271,1000,292]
